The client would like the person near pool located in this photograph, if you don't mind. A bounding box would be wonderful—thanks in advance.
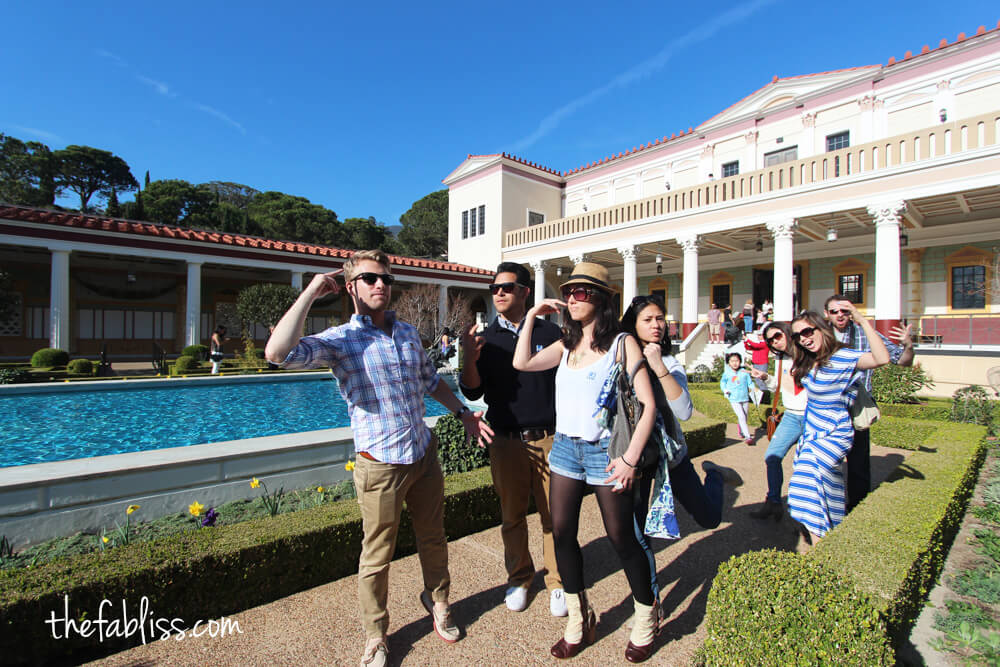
[787,305,889,542]
[459,261,567,617]
[823,294,914,512]
[512,262,660,663]
[210,325,227,375]
[265,249,494,667]
[747,322,807,521]
[720,352,754,444]
[620,295,743,619]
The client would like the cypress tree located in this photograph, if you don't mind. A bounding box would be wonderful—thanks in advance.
[106,188,121,217]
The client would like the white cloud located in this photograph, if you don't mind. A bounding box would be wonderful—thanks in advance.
[137,75,175,98]
[510,0,777,152]
[5,124,61,142]
[192,103,246,135]
[96,49,128,67]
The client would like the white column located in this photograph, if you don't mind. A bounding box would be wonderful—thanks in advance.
[766,219,797,321]
[49,249,70,350]
[869,201,906,324]
[438,284,449,329]
[291,271,303,291]
[185,261,202,346]
[530,260,547,304]
[618,246,638,305]
[678,235,701,333]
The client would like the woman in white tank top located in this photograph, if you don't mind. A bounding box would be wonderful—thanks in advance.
[513,262,660,663]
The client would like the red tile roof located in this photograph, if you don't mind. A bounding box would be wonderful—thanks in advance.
[0,204,493,277]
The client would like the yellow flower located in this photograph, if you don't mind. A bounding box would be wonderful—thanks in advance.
[126,504,140,515]
[102,536,109,544]
[316,486,325,493]
[345,460,355,472]
[188,501,204,517]
[250,477,260,489]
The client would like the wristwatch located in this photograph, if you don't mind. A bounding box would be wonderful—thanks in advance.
[454,406,471,419]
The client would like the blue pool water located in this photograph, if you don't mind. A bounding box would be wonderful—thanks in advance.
[1,378,452,468]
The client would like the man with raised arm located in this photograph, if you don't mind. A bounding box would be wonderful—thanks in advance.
[823,294,914,512]
[265,249,493,667]
[460,262,567,617]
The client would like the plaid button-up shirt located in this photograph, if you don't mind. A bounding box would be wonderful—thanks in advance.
[280,311,439,464]
[835,321,904,392]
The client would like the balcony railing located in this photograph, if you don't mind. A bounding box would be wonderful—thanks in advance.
[909,312,1000,348]
[505,111,1000,247]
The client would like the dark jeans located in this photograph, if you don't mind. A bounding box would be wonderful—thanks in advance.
[846,427,871,512]
[633,455,724,599]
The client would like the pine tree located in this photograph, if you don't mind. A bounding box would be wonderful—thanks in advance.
[144,170,150,189]
[135,191,145,220]
[106,188,121,217]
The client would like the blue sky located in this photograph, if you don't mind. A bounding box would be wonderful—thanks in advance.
[3,1,997,227]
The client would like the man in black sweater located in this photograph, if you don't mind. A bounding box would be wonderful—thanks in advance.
[460,262,566,617]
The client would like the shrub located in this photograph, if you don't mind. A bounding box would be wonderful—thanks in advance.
[0,368,29,384]
[871,363,934,404]
[688,364,714,383]
[701,550,893,666]
[434,414,488,475]
[950,385,998,436]
[870,416,938,451]
[29,348,68,368]
[710,355,726,381]
[66,359,93,376]
[173,355,200,374]
[681,414,727,457]
[182,344,208,360]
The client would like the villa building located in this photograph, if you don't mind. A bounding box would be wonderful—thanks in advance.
[0,205,492,360]
[443,23,1000,395]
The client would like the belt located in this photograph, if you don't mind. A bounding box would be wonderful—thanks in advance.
[358,451,379,462]
[498,426,555,443]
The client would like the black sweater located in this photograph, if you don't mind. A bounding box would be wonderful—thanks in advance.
[460,317,561,432]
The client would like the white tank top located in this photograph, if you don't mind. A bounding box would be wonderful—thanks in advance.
[555,334,623,441]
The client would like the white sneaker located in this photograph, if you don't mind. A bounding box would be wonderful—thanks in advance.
[549,588,568,617]
[504,585,528,612]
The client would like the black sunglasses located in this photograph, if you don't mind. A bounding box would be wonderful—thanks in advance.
[765,331,785,345]
[826,308,850,316]
[352,272,395,286]
[791,326,817,342]
[561,286,597,302]
[488,281,525,295]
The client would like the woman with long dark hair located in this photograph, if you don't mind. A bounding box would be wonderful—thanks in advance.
[620,295,742,616]
[748,321,807,521]
[513,263,660,663]
[787,302,889,542]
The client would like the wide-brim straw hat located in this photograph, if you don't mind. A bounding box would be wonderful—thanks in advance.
[559,262,613,293]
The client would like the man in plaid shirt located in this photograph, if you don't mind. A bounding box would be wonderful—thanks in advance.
[823,294,914,512]
[266,249,493,667]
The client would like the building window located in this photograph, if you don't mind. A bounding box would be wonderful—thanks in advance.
[722,161,739,177]
[478,205,485,235]
[951,265,986,310]
[0,294,23,336]
[78,309,175,340]
[826,131,850,152]
[528,210,545,226]
[469,207,477,237]
[25,305,49,339]
[461,210,468,239]
[838,274,864,304]
[763,146,798,166]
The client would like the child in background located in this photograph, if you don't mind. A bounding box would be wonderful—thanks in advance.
[720,352,754,445]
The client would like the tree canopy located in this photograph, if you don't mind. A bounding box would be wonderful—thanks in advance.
[236,283,300,333]
[0,134,56,207]
[142,179,216,226]
[397,189,448,258]
[53,145,138,212]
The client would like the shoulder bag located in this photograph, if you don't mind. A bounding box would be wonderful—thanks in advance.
[607,335,648,464]
[849,383,880,430]
[765,357,783,440]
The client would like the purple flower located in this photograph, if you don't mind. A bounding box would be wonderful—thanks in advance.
[201,507,218,527]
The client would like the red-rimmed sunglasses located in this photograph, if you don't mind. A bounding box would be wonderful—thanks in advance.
[561,286,597,302]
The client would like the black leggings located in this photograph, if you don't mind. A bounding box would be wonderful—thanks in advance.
[550,472,655,605]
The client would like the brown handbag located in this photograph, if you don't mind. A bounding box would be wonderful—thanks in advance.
[765,357,783,440]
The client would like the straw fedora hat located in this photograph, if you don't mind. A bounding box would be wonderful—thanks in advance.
[559,262,612,293]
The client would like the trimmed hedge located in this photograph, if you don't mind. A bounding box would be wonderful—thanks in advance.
[30,348,69,368]
[682,412,727,458]
[173,355,200,374]
[869,416,939,451]
[0,466,501,666]
[66,359,93,376]
[690,388,767,429]
[701,421,988,664]
[182,344,208,360]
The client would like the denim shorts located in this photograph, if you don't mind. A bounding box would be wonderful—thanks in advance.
[548,432,614,486]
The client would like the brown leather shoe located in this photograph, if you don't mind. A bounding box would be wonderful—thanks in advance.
[550,596,596,659]
[625,639,655,663]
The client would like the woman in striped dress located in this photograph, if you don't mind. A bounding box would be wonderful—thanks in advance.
[787,302,889,542]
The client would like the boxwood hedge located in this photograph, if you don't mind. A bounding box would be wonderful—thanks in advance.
[700,421,987,665]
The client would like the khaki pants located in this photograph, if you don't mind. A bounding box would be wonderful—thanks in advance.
[353,435,450,639]
[488,433,560,591]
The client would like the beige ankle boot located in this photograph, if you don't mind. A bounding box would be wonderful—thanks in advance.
[563,592,583,643]
[625,598,657,663]
[550,591,596,659]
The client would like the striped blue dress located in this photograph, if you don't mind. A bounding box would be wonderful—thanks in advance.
[787,348,864,537]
